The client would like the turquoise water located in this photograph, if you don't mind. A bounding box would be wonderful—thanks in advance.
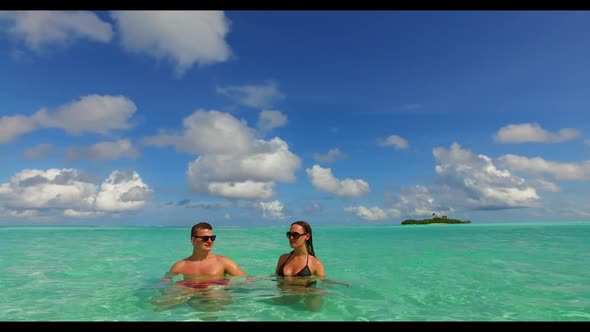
[1,222,589,321]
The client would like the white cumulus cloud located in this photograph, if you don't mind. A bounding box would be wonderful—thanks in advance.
[313,148,347,164]
[111,11,232,76]
[257,110,288,132]
[258,200,288,220]
[0,11,113,51]
[494,123,580,144]
[378,134,409,150]
[344,205,400,221]
[497,154,590,181]
[0,168,153,217]
[66,139,139,160]
[0,95,137,143]
[217,81,285,108]
[306,165,370,198]
[432,142,539,209]
[144,109,301,200]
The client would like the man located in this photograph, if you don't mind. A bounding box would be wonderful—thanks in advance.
[166,221,246,284]
[151,222,246,312]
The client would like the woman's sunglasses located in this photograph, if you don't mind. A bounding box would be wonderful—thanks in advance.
[286,231,307,240]
[192,235,217,242]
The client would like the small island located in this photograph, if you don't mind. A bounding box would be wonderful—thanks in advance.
[401,213,471,225]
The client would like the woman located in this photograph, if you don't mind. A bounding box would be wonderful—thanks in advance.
[276,220,325,282]
[273,220,326,311]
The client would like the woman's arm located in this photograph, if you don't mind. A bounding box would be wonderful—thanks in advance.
[275,254,288,275]
[312,257,350,287]
[313,258,326,279]
[321,279,351,287]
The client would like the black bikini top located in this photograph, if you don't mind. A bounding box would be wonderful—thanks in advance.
[277,253,312,277]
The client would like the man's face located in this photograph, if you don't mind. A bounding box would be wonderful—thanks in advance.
[191,229,216,251]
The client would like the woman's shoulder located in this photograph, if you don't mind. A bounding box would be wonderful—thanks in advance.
[278,251,293,259]
[309,255,324,266]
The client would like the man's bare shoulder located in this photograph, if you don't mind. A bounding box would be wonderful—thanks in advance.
[176,256,194,263]
[211,253,234,262]
[170,256,192,270]
[169,260,185,274]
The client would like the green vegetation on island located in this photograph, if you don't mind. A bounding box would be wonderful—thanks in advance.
[401,213,471,225]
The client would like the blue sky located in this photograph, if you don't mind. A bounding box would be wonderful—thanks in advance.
[1,10,589,227]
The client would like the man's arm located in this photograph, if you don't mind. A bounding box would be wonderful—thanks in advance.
[156,261,183,284]
[152,271,181,288]
[223,257,247,276]
[157,271,178,283]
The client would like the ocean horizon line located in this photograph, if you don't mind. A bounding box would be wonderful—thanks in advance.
[0,220,587,229]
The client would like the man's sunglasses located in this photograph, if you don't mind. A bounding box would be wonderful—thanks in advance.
[192,235,217,242]
[286,232,307,240]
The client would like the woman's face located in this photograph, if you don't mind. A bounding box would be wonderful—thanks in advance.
[287,224,309,248]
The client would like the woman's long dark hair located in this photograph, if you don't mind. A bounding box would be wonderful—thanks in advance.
[292,220,316,257]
